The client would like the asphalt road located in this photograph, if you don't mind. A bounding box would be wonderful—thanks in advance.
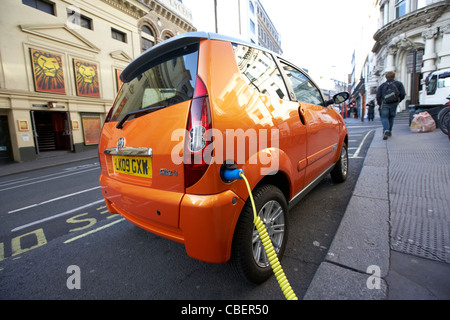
[0,118,379,302]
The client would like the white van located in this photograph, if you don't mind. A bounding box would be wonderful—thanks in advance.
[420,68,450,105]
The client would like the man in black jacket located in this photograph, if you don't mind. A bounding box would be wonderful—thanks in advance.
[376,71,406,140]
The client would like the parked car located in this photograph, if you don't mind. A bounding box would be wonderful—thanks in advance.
[98,32,349,283]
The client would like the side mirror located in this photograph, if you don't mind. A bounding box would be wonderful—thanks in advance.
[325,92,350,106]
[334,92,349,104]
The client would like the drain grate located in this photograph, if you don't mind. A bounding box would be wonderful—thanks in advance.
[388,149,450,263]
[390,213,449,263]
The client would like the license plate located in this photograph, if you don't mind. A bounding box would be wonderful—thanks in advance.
[113,156,152,178]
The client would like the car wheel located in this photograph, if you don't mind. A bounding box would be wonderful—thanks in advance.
[438,107,450,135]
[230,184,288,284]
[330,142,348,183]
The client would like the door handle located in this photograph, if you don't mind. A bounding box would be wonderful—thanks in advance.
[298,107,305,125]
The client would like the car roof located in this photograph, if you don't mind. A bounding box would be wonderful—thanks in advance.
[120,31,282,83]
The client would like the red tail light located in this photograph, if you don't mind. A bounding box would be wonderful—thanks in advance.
[105,105,114,123]
[184,76,212,188]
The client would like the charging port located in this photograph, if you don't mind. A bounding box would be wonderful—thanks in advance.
[220,161,242,183]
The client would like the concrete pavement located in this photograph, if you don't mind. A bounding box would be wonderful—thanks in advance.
[1,115,449,300]
[305,114,450,300]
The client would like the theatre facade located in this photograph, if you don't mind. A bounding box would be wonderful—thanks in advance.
[0,0,195,163]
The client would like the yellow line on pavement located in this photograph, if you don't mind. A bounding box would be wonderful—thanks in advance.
[64,217,125,244]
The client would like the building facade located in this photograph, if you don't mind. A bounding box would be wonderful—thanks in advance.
[370,0,450,112]
[0,0,195,163]
[214,0,282,55]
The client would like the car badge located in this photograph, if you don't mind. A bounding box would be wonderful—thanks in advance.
[116,137,126,151]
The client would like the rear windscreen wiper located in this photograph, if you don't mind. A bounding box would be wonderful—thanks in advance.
[116,105,166,129]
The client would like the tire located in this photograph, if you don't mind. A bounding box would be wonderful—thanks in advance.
[230,184,288,284]
[438,107,450,135]
[330,143,348,183]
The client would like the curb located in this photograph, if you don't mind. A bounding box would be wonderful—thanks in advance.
[304,127,390,300]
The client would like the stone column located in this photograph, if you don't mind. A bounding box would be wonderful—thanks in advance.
[385,46,397,73]
[438,24,450,69]
[421,27,438,73]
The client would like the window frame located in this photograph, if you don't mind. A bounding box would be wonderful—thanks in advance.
[277,59,326,106]
[67,8,93,30]
[108,45,199,123]
[395,0,406,18]
[232,43,290,101]
[111,28,127,43]
[249,1,255,14]
[22,0,55,16]
[426,75,437,95]
[140,25,156,52]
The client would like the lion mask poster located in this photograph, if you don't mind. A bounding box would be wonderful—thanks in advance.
[73,59,100,98]
[30,49,66,94]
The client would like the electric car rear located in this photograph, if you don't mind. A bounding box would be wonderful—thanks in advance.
[99,32,349,283]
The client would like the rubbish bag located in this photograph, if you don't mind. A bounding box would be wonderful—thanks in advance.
[410,111,436,133]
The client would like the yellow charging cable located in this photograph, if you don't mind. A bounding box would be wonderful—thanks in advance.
[239,171,298,300]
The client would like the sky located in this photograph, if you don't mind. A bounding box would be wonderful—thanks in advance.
[182,0,368,89]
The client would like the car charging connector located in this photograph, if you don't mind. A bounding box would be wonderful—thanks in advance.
[222,168,298,300]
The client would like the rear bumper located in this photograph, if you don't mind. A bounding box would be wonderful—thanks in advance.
[180,191,244,263]
[99,174,244,263]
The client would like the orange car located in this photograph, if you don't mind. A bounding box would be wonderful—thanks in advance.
[99,32,349,283]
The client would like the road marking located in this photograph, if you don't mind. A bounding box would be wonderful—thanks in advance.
[350,129,375,159]
[0,167,99,192]
[11,199,105,232]
[11,228,47,257]
[64,217,125,244]
[8,186,101,214]
[0,177,30,187]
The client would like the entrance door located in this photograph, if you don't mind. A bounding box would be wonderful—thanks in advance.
[0,116,13,162]
[31,111,72,152]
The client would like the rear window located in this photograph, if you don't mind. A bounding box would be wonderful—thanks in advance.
[109,47,199,122]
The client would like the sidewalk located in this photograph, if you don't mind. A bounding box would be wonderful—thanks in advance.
[0,148,99,177]
[305,117,450,300]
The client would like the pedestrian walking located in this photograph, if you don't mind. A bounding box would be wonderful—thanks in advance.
[376,71,406,140]
[366,100,375,121]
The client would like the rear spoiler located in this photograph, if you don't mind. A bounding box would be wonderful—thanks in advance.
[121,31,280,83]
[121,32,210,83]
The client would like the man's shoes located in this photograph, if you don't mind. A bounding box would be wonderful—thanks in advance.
[383,130,390,140]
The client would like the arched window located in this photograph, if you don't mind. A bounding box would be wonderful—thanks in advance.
[141,25,155,52]
[162,31,174,41]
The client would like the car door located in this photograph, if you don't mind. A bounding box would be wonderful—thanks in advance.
[232,44,308,196]
[280,62,341,186]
